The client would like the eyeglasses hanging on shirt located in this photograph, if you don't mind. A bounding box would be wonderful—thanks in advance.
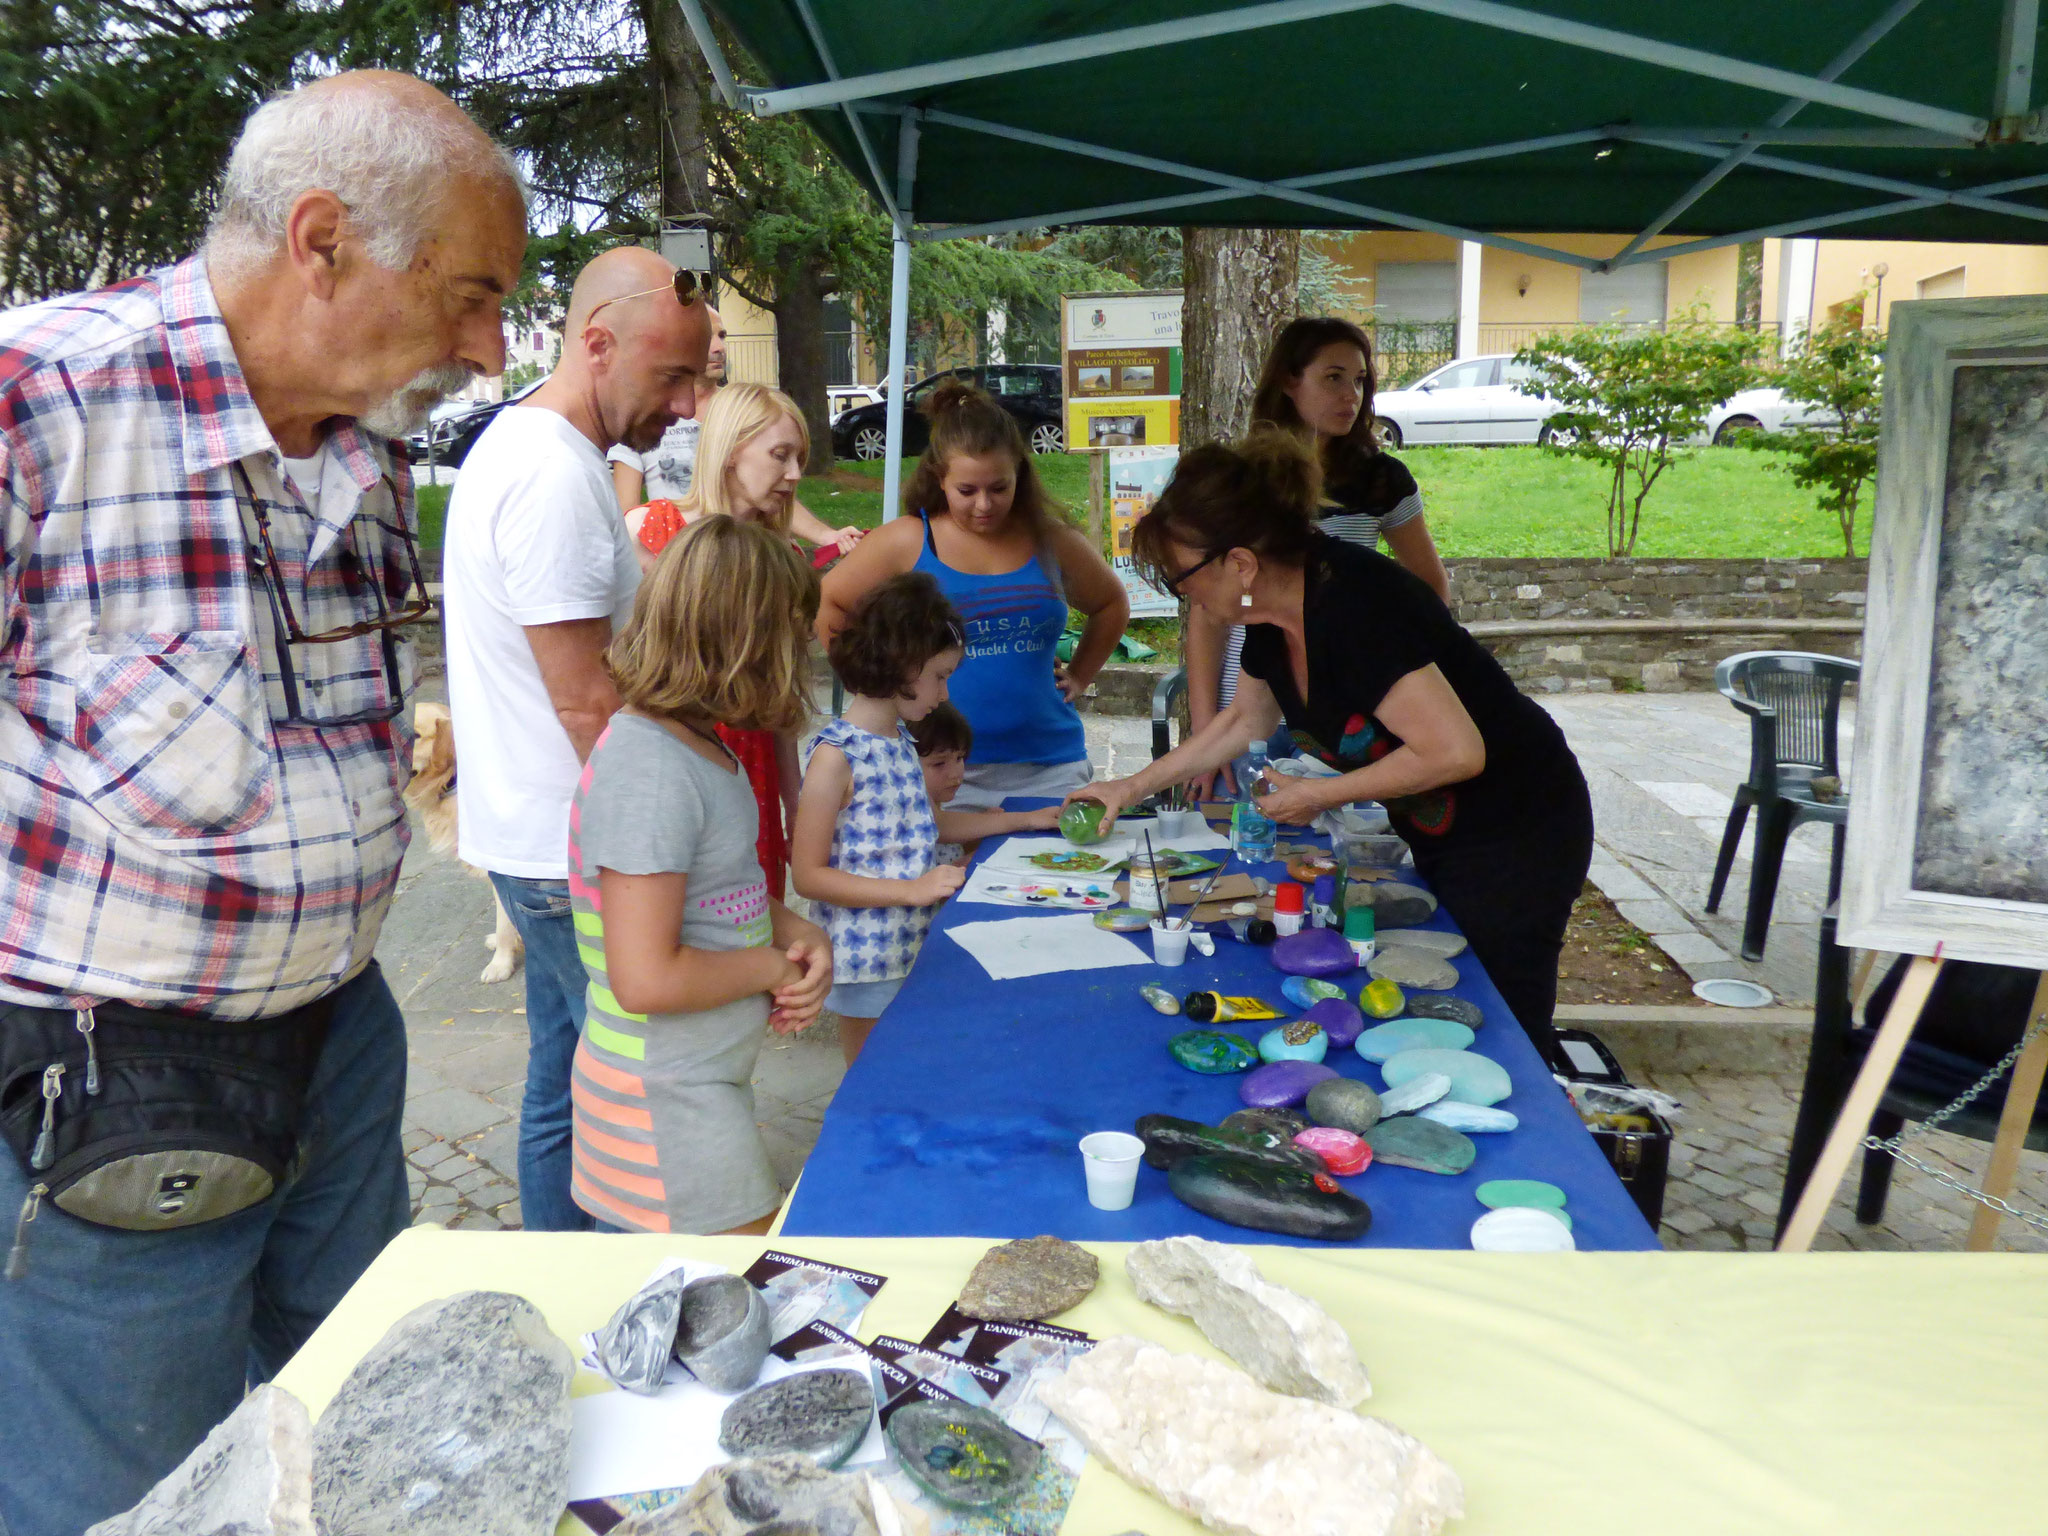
[231,463,435,728]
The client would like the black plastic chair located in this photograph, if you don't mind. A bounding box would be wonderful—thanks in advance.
[1152,667,1186,761]
[1777,914,2048,1238]
[1705,651,1858,961]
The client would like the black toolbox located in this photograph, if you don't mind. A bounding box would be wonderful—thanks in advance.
[1552,1028,1674,1231]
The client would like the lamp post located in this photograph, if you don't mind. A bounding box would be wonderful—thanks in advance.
[1871,262,1888,330]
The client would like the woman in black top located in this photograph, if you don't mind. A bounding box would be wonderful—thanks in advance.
[1077,432,1592,1057]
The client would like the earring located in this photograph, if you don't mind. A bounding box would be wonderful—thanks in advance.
[1240,590,1253,608]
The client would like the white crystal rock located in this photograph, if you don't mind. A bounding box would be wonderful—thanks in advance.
[86,1385,313,1536]
[1041,1335,1463,1536]
[1125,1235,1370,1406]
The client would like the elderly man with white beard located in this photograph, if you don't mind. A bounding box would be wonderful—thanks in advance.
[0,70,526,1536]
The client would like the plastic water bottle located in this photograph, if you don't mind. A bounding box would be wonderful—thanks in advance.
[1233,741,1277,864]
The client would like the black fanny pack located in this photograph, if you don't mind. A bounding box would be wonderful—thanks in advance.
[2,990,334,1275]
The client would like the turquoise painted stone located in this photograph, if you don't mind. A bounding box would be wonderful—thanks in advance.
[1305,1077,1382,1135]
[1376,1071,1452,1116]
[1282,976,1346,1010]
[1257,1019,1328,1064]
[1302,998,1366,1049]
[1417,1101,1519,1134]
[1354,1018,1476,1064]
[1362,1116,1476,1175]
[1382,1047,1513,1107]
[1406,995,1485,1029]
[886,1398,1041,1510]
[1476,1178,1567,1211]
[1169,1030,1258,1074]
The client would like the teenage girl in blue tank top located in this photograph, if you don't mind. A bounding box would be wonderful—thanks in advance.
[818,380,1130,809]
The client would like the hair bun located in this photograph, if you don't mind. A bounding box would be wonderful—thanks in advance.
[921,376,991,420]
[1236,425,1324,521]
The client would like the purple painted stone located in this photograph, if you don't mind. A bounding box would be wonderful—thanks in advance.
[1270,926,1360,978]
[1302,997,1366,1049]
[1238,1059,1341,1109]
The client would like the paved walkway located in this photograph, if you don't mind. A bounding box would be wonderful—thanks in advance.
[385,692,2046,1253]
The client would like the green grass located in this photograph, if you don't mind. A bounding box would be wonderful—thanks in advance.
[416,483,449,553]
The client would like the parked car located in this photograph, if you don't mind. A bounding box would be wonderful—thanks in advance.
[827,384,884,420]
[404,381,544,468]
[830,364,1065,461]
[1698,387,1839,445]
[1372,355,1562,448]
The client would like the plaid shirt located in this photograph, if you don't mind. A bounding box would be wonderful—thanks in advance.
[0,256,418,1020]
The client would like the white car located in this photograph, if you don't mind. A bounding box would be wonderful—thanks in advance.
[827,384,884,421]
[1699,387,1839,445]
[1372,355,1562,448]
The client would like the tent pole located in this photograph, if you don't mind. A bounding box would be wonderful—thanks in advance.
[1997,0,2040,122]
[787,0,900,223]
[880,114,920,524]
[672,0,741,108]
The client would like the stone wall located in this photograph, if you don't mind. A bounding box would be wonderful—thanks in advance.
[1450,557,1867,692]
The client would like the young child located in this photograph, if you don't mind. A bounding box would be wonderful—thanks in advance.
[910,701,1057,866]
[792,576,1063,1064]
[566,517,833,1236]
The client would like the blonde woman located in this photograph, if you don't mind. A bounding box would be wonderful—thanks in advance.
[627,383,855,898]
[566,516,832,1235]
[624,380,863,561]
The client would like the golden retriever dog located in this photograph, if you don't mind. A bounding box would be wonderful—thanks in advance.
[405,702,524,984]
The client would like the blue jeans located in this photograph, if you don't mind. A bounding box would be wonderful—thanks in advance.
[487,873,594,1234]
[0,963,408,1536]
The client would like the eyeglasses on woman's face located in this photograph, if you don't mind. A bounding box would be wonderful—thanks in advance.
[1163,549,1225,598]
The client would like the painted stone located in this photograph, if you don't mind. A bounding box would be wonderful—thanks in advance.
[1405,995,1485,1029]
[1470,1207,1574,1253]
[674,1274,772,1393]
[1476,1178,1568,1211]
[1219,1107,1311,1141]
[1269,926,1359,978]
[885,1399,1041,1510]
[1375,1071,1452,1116]
[1417,1102,1519,1134]
[1358,978,1407,1019]
[1169,1030,1258,1074]
[1282,976,1346,1010]
[958,1235,1100,1321]
[1353,882,1438,929]
[1382,1048,1513,1108]
[1362,1117,1477,1176]
[1301,997,1366,1049]
[1368,949,1460,990]
[1059,800,1109,846]
[1141,984,1183,1015]
[1304,1077,1383,1136]
[1167,1154,1373,1241]
[1237,1059,1340,1109]
[1376,928,1468,959]
[612,1456,892,1536]
[1136,1113,1322,1174]
[1354,1018,1475,1064]
[717,1370,873,1466]
[1293,1127,1371,1176]
[1257,1019,1328,1064]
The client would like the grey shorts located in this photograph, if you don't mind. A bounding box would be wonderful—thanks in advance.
[952,759,1093,811]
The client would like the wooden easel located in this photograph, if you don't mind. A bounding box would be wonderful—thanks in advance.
[1779,957,2048,1253]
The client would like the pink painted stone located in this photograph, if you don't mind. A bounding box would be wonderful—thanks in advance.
[1294,1126,1372,1176]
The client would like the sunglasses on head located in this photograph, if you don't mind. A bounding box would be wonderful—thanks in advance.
[585,268,706,326]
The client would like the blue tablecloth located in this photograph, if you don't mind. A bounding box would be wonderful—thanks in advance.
[782,815,1659,1251]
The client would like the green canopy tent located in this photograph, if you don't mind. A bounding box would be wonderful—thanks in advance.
[680,0,2048,512]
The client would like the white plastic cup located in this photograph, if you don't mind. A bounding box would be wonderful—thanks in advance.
[1150,920,1191,966]
[1079,1131,1146,1210]
[1159,808,1205,839]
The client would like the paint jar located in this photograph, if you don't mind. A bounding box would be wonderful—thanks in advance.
[1128,867,1165,915]
[1344,906,1377,964]
[1310,873,1339,929]
[1273,881,1305,937]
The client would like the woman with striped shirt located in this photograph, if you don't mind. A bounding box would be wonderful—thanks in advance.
[1187,318,1451,792]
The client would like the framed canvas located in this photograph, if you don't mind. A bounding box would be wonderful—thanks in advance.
[1840,296,2048,968]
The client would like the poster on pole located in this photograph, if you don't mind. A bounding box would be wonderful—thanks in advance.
[1107,446,1179,619]
[1062,290,1182,452]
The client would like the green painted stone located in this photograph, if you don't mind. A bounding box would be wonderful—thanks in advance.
[1282,976,1346,1009]
[1304,1077,1382,1135]
[886,1398,1041,1510]
[1354,1019,1476,1064]
[1134,1114,1321,1174]
[1476,1179,1568,1211]
[1166,1153,1372,1241]
[1381,1047,1513,1107]
[1219,1107,1310,1141]
[1059,800,1109,846]
[1169,1029,1257,1074]
[1359,977,1407,1019]
[1361,1116,1477,1175]
[1257,1020,1328,1064]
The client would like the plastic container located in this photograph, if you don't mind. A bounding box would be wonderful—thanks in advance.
[1150,920,1191,966]
[1078,1131,1146,1210]
[1233,742,1277,863]
[1340,832,1411,870]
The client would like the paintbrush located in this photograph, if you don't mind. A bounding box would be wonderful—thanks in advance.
[1142,829,1167,920]
[1171,859,1230,930]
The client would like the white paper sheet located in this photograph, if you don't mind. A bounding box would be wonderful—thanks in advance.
[945,911,1153,981]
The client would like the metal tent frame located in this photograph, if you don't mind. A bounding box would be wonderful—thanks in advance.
[678,0,2045,516]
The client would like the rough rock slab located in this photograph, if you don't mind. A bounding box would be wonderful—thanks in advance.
[675,1274,772,1392]
[612,1454,896,1535]
[86,1384,312,1536]
[957,1234,1099,1321]
[1041,1335,1464,1536]
[1367,949,1460,991]
[1126,1235,1370,1406]
[311,1291,572,1536]
[718,1369,874,1466]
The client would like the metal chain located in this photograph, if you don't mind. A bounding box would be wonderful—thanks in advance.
[1859,1013,2048,1232]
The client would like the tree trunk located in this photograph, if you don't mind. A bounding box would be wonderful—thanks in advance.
[1180,227,1300,449]
[641,0,713,219]
[775,254,836,473]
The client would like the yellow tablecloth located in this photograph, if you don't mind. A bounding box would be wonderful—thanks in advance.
[276,1230,2048,1536]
